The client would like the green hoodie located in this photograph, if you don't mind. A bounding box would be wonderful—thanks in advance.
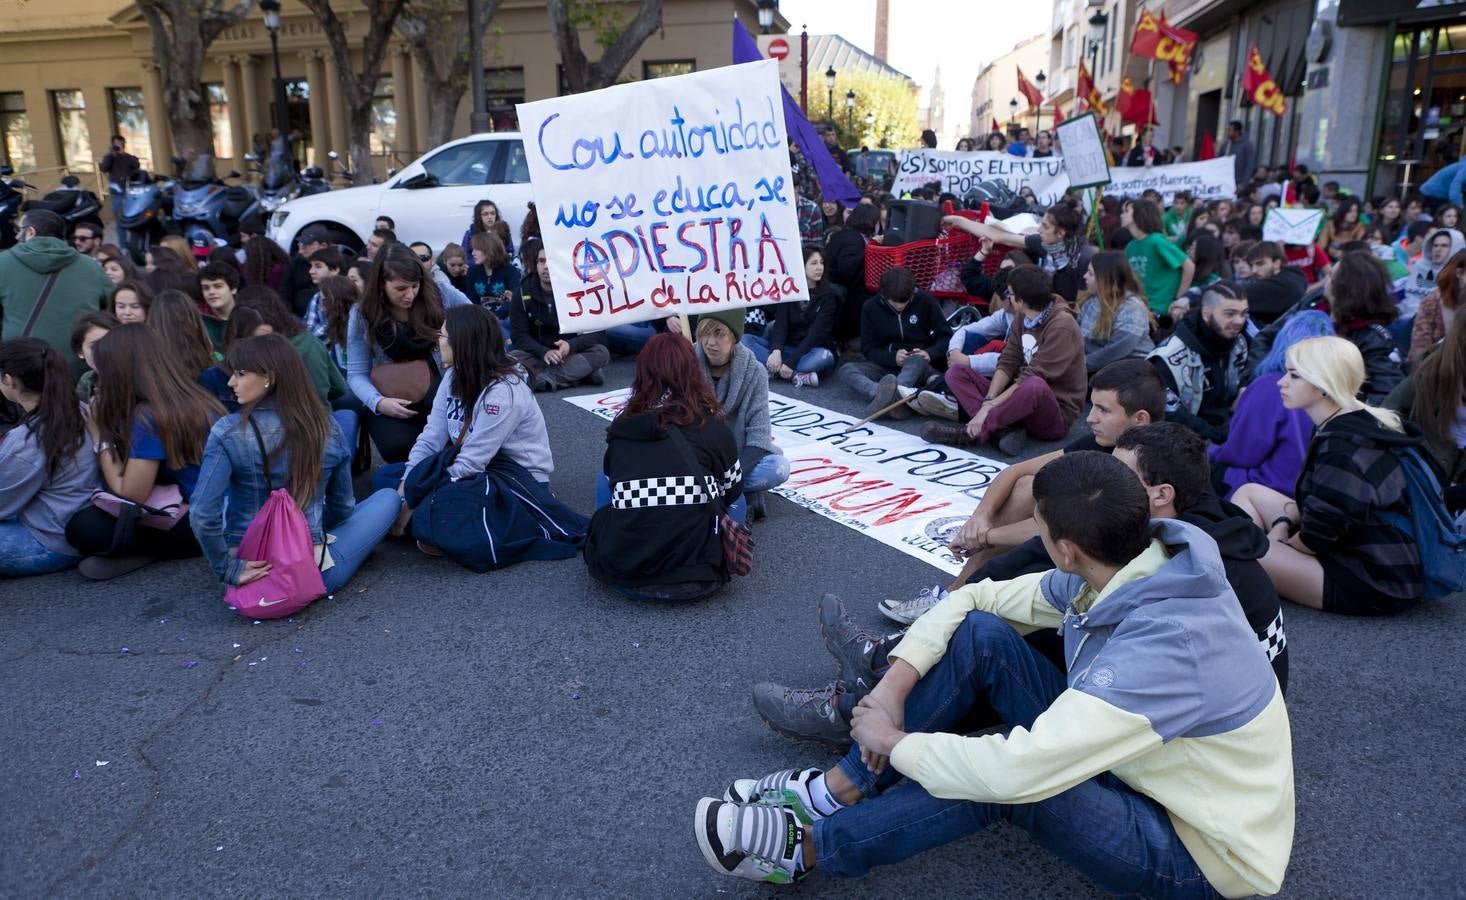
[0,237,113,376]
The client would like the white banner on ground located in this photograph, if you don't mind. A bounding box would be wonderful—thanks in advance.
[1101,157,1236,205]
[565,391,1010,575]
[1262,207,1325,245]
[893,150,1070,205]
[516,59,808,334]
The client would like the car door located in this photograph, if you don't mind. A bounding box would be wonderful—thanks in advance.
[382,139,503,256]
[487,138,533,254]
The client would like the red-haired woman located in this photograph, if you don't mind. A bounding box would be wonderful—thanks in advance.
[584,333,744,601]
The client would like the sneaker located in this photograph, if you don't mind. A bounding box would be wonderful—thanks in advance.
[910,389,960,421]
[887,385,915,420]
[816,593,880,693]
[722,767,825,822]
[878,584,947,625]
[747,491,768,521]
[751,680,851,748]
[863,374,898,418]
[78,555,153,581]
[791,371,819,388]
[415,540,445,557]
[694,797,806,884]
[532,373,555,393]
[586,368,606,387]
[921,420,977,446]
[997,429,1028,457]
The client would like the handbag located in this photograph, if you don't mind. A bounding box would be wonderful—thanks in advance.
[665,426,753,577]
[370,359,432,404]
[223,420,327,619]
[92,483,187,530]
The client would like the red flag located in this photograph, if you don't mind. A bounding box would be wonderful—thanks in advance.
[1116,75,1137,120]
[1159,14,1198,84]
[1053,99,1065,122]
[1242,43,1287,117]
[991,117,1001,133]
[1199,131,1216,160]
[1075,60,1109,117]
[1131,9,1162,58]
[1016,66,1044,109]
[1123,88,1159,126]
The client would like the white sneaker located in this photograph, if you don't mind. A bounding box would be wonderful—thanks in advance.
[878,584,948,625]
[791,371,819,388]
[694,797,807,884]
[911,390,960,420]
[723,767,825,822]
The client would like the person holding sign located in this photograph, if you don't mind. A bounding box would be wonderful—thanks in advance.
[509,239,610,392]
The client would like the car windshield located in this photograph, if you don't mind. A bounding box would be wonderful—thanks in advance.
[182,153,216,184]
[262,157,294,191]
[420,142,498,186]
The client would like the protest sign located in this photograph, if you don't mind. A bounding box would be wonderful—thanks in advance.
[566,390,1008,575]
[516,60,808,334]
[1262,207,1325,245]
[1055,113,1109,189]
[893,150,1070,205]
[1099,157,1236,205]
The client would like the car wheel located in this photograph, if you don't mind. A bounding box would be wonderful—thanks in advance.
[302,221,364,255]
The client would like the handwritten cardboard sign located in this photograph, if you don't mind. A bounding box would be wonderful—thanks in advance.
[1262,207,1325,246]
[516,60,808,334]
[893,150,1070,204]
[1055,112,1109,189]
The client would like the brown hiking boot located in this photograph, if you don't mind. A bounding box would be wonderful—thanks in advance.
[922,420,978,446]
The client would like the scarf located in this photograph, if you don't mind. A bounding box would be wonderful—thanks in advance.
[1040,233,1082,274]
[373,316,436,363]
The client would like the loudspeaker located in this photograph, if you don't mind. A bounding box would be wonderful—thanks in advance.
[884,200,942,246]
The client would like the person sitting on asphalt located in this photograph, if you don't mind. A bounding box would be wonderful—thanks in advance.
[1229,336,1425,615]
[509,239,610,392]
[694,451,1295,897]
[0,209,114,378]
[741,245,839,387]
[694,309,787,521]
[942,203,1094,304]
[1239,242,1308,327]
[906,259,1026,422]
[838,266,950,421]
[1076,250,1154,374]
[584,333,743,602]
[1148,281,1249,444]
[921,265,1086,456]
[1122,198,1196,319]
[277,227,333,318]
[1328,251,1407,404]
[881,359,1164,621]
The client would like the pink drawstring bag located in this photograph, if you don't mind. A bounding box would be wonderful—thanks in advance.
[224,423,326,619]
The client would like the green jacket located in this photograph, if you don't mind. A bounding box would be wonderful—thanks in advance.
[288,330,347,406]
[0,237,112,376]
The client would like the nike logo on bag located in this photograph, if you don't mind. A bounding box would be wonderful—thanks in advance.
[256,597,286,606]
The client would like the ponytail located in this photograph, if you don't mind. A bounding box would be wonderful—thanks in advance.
[0,339,87,477]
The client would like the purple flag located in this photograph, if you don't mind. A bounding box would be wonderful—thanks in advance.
[732,18,862,207]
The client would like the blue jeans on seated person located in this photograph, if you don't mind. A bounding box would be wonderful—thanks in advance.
[741,333,836,374]
[0,519,78,577]
[607,322,658,356]
[595,472,746,525]
[1389,315,1414,359]
[813,611,1217,898]
[320,488,401,594]
[743,452,789,494]
[331,409,358,459]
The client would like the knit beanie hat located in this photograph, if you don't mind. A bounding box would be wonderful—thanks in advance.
[697,308,746,341]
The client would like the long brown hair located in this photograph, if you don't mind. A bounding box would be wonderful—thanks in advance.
[1085,251,1145,340]
[621,332,722,432]
[1436,250,1466,312]
[159,234,197,271]
[91,324,223,466]
[0,338,86,476]
[147,289,217,374]
[359,241,444,350]
[242,234,289,288]
[1410,311,1466,442]
[317,275,358,347]
[226,334,330,507]
[444,305,520,418]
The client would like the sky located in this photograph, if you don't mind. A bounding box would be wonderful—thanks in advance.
[775,0,1053,141]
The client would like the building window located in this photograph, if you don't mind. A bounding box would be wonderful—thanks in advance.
[51,89,92,172]
[108,87,152,173]
[485,66,525,108]
[206,84,232,160]
[643,60,696,80]
[370,76,397,154]
[0,92,35,172]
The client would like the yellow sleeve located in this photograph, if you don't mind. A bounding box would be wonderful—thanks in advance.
[888,688,1161,804]
[888,572,1063,677]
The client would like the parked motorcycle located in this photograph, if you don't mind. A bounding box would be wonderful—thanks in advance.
[168,153,254,254]
[240,155,331,224]
[0,166,37,249]
[113,170,173,264]
[21,174,104,238]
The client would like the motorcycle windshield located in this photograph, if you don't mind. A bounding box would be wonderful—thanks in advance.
[263,159,294,191]
[182,153,216,185]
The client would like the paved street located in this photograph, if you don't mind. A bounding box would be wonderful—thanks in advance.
[2,359,1461,898]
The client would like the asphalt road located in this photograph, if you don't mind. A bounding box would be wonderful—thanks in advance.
[3,358,1462,898]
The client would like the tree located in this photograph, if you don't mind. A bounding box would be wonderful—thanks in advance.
[300,0,408,185]
[134,0,256,162]
[396,0,505,148]
[828,69,920,151]
[546,0,663,94]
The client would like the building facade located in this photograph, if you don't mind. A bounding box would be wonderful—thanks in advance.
[0,0,779,187]
[970,33,1050,139]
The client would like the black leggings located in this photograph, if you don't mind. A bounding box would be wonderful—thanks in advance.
[364,409,427,463]
[66,507,203,560]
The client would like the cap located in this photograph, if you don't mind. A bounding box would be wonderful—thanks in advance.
[189,234,214,257]
[297,226,331,245]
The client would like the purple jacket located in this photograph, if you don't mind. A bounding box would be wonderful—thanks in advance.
[1208,372,1313,498]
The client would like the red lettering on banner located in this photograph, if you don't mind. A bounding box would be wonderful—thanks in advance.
[833,490,951,525]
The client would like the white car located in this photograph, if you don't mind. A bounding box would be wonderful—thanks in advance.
[267,133,534,257]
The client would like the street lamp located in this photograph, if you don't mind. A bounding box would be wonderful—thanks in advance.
[825,66,836,122]
[259,0,290,154]
[757,0,778,35]
[845,88,855,134]
[1087,0,1109,87]
[1009,97,1019,124]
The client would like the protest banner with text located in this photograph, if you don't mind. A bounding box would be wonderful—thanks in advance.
[516,60,808,334]
[566,390,1008,575]
[893,150,1070,205]
[1098,157,1235,205]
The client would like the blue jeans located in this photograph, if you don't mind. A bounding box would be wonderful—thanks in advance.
[1389,315,1414,358]
[372,461,407,493]
[595,472,747,525]
[813,612,1217,898]
[331,409,358,460]
[321,489,401,595]
[607,322,658,356]
[744,452,790,493]
[0,519,78,577]
[740,333,836,374]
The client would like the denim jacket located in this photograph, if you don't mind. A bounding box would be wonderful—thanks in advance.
[189,407,354,585]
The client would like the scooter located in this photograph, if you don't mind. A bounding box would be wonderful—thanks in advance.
[168,153,254,252]
[0,166,37,249]
[113,170,173,264]
[240,155,331,223]
[21,174,104,238]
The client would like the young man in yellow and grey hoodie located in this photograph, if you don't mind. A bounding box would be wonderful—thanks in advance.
[694,451,1294,897]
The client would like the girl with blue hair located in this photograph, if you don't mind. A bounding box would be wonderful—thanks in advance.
[1210,310,1335,497]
